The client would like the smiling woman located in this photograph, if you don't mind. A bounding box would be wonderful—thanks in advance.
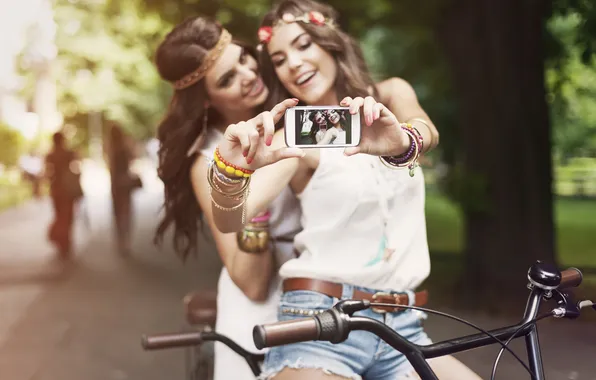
[258,5,377,110]
[152,17,303,380]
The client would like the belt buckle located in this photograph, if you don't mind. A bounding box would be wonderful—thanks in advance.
[371,292,399,314]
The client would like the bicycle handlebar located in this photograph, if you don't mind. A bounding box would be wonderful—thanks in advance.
[142,331,204,350]
[560,268,582,288]
[254,266,585,352]
[253,317,321,350]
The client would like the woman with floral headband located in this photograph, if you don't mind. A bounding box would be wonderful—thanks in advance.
[207,0,480,379]
[152,17,302,380]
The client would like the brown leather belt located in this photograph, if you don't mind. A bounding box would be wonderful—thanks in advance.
[283,278,428,313]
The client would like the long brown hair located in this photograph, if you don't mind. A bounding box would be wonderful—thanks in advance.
[259,0,378,109]
[153,17,254,261]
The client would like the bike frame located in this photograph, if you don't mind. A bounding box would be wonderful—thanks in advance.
[348,286,548,380]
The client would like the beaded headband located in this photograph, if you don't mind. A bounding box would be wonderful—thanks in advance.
[257,11,335,45]
[174,29,232,90]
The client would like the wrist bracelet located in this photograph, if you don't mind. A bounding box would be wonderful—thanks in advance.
[214,147,254,178]
[209,159,244,185]
[379,123,423,177]
[207,162,251,224]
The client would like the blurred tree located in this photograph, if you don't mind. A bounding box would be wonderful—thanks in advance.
[0,123,26,168]
[546,13,596,163]
[435,0,558,303]
[46,0,171,142]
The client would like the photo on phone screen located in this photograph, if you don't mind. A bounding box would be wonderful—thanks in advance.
[294,108,354,146]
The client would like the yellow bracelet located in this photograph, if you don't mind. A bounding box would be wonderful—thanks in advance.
[214,147,254,178]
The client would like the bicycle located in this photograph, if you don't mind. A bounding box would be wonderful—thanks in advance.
[253,262,594,379]
[141,261,594,379]
[142,290,264,380]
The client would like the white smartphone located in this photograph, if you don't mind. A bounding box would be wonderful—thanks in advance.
[284,106,361,148]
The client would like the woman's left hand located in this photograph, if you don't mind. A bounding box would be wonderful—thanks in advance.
[340,96,410,157]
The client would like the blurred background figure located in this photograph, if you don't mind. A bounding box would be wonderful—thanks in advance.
[18,150,43,199]
[107,123,141,255]
[44,131,82,259]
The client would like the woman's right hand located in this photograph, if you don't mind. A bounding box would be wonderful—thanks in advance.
[217,98,305,172]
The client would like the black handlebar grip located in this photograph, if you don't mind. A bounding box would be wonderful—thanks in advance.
[253,317,321,350]
[560,268,583,289]
[141,332,203,350]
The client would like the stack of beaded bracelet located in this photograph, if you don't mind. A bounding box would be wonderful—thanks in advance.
[214,147,254,178]
[379,123,424,177]
[237,211,271,254]
[208,148,253,223]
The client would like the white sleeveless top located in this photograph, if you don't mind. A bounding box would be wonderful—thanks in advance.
[279,148,430,291]
[198,128,302,353]
[331,127,346,145]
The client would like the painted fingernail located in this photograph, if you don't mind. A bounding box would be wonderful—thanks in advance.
[246,157,253,164]
[243,150,248,157]
[266,136,273,146]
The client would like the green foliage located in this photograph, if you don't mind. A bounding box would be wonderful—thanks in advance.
[51,0,172,140]
[546,12,596,161]
[0,123,26,168]
[425,191,596,268]
[551,0,596,65]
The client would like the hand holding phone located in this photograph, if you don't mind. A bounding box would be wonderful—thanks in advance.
[217,98,305,170]
[284,106,361,148]
[339,96,411,157]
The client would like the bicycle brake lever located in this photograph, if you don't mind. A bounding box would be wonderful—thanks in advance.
[552,290,580,319]
[577,300,596,311]
[334,300,370,315]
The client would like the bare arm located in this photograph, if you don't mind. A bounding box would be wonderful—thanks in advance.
[210,129,301,233]
[377,77,440,153]
[191,156,275,301]
[317,128,338,145]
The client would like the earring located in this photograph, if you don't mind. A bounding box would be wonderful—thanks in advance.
[203,107,209,129]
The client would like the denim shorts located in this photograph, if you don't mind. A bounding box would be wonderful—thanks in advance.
[259,284,432,380]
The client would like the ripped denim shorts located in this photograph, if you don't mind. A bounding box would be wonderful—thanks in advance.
[259,284,431,380]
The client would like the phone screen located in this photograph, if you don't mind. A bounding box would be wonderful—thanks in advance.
[290,107,358,147]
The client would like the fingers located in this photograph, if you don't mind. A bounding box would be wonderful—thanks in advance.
[340,97,353,106]
[269,98,299,124]
[343,146,361,157]
[377,103,399,125]
[266,147,305,165]
[349,97,365,115]
[373,102,383,122]
[260,111,275,146]
[228,123,251,157]
[246,126,261,164]
[363,96,376,126]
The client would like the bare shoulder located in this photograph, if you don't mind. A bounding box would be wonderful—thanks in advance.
[376,77,418,104]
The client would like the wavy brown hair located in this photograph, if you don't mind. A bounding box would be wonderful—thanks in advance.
[259,0,378,109]
[153,17,255,261]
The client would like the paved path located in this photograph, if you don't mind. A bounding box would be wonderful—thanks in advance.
[0,162,593,379]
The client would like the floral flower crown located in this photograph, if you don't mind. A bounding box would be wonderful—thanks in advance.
[257,11,336,45]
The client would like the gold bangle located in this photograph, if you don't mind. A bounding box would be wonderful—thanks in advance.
[208,163,251,224]
[407,118,433,149]
[210,187,250,224]
[207,163,250,198]
[237,226,270,253]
